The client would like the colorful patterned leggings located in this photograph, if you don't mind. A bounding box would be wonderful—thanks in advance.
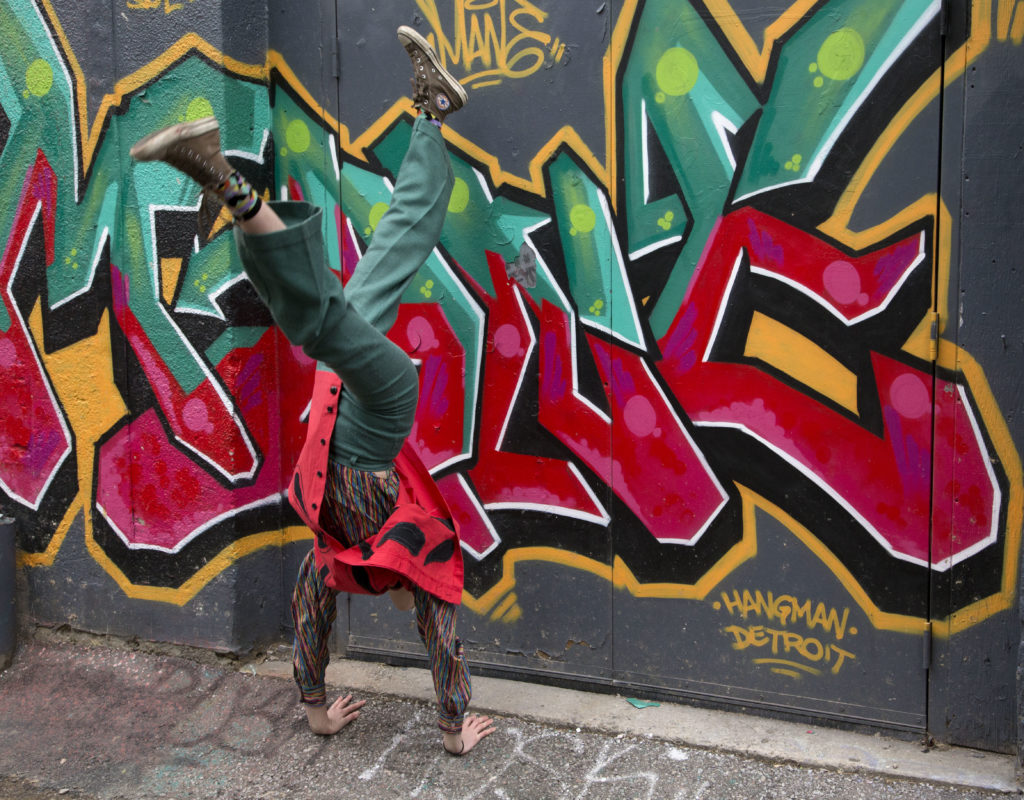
[290,461,471,732]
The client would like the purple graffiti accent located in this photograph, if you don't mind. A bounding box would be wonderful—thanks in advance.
[658,208,998,569]
[0,150,72,510]
[747,215,926,324]
[339,209,362,283]
[536,300,728,544]
[467,252,608,527]
[95,327,313,551]
[390,303,466,471]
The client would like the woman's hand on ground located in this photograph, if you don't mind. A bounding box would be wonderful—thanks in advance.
[443,714,496,755]
[305,694,367,735]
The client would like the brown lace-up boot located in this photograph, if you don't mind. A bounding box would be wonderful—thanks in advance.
[129,117,234,191]
[397,26,468,122]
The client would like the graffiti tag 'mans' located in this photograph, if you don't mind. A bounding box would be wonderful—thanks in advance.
[415,0,566,88]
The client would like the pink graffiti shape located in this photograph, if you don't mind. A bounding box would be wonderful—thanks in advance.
[0,150,72,509]
[468,253,607,526]
[391,303,466,470]
[658,208,998,567]
[536,300,727,543]
[434,472,499,558]
[744,214,924,322]
[96,327,314,550]
[110,265,259,482]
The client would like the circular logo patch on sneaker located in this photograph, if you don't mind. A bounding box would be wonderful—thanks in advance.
[436,93,451,111]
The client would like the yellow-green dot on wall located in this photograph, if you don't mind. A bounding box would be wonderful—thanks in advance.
[569,204,596,235]
[655,47,699,97]
[26,59,53,97]
[655,91,666,104]
[368,202,389,232]
[814,76,824,88]
[186,97,214,121]
[286,119,311,154]
[817,27,865,82]
[448,177,470,213]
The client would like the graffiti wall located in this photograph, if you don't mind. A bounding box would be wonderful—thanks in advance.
[3,0,1022,751]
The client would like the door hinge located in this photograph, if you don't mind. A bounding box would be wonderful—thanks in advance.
[331,39,341,79]
[922,621,933,669]
[928,310,940,362]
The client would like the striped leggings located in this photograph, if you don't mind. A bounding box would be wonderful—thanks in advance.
[290,463,471,732]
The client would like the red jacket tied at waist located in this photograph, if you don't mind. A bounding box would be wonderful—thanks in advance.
[288,370,464,605]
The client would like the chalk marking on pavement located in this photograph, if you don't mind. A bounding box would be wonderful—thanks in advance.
[359,717,416,781]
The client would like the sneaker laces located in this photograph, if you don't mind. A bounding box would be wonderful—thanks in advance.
[409,77,431,111]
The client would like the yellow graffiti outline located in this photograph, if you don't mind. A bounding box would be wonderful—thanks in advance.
[82,527,313,607]
[36,0,268,175]
[462,484,756,615]
[698,0,822,84]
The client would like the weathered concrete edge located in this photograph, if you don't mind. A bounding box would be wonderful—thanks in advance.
[254,657,1018,793]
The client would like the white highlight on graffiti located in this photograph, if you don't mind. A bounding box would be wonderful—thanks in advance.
[702,249,745,364]
[630,98,686,261]
[734,0,940,202]
[579,190,644,349]
[51,224,109,310]
[455,472,502,560]
[473,166,494,204]
[710,110,738,172]
[748,232,927,325]
[143,203,261,484]
[96,492,284,554]
[205,272,255,321]
[329,133,340,182]
[931,384,1002,571]
[0,201,73,510]
[629,234,684,261]
[495,281,537,451]
[224,128,270,165]
[423,246,486,476]
[641,97,653,205]
[345,215,364,259]
[636,358,727,545]
[485,463,611,527]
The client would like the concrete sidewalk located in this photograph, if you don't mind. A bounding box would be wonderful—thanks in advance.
[0,634,1018,800]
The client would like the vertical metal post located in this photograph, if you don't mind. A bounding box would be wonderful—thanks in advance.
[0,516,16,670]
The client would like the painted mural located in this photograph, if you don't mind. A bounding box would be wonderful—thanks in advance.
[1,0,1021,687]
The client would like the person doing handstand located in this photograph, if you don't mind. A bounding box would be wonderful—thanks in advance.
[130,26,494,756]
